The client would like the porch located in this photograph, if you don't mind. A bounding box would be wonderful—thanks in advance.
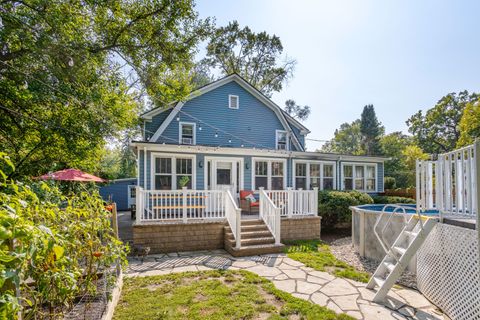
[133,187,320,256]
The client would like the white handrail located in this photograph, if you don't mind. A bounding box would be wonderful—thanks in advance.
[259,188,281,245]
[225,190,241,249]
[263,188,318,217]
[373,204,409,259]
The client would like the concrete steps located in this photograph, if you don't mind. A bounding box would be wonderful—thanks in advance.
[224,219,284,257]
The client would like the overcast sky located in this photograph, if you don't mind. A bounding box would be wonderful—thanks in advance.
[196,0,480,150]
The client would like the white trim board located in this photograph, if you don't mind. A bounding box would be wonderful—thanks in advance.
[149,102,184,142]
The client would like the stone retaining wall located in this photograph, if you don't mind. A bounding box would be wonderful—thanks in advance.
[133,221,225,253]
[281,216,322,242]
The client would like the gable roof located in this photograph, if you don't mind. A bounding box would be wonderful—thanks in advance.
[143,73,310,151]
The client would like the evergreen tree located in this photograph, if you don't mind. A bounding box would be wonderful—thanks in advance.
[360,105,384,155]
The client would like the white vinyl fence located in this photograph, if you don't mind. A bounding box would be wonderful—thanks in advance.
[265,188,318,217]
[259,188,281,245]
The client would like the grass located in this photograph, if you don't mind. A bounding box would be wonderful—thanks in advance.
[113,270,354,320]
[285,240,370,283]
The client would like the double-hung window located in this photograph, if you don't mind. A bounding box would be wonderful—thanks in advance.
[294,161,336,190]
[342,163,376,192]
[253,159,286,190]
[276,130,288,150]
[229,95,239,109]
[153,155,194,190]
[179,122,195,145]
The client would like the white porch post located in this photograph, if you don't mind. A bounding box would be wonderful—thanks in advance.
[474,140,480,267]
[287,187,293,218]
[313,187,319,215]
[182,187,188,223]
[235,206,241,249]
[143,147,147,189]
[135,186,143,225]
[275,207,281,245]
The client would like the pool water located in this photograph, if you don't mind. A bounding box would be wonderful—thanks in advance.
[357,204,439,216]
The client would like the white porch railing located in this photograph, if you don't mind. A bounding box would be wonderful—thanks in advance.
[225,190,242,249]
[416,141,479,220]
[135,187,225,223]
[266,188,318,217]
[259,188,281,245]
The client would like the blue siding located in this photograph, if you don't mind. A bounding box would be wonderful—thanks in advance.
[99,179,137,211]
[289,125,305,151]
[145,109,171,140]
[154,81,298,150]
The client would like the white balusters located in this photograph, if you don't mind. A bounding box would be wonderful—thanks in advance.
[259,188,281,245]
[225,190,241,249]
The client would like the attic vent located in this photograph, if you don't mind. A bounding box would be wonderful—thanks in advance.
[229,95,239,109]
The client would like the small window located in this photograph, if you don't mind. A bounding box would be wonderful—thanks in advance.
[179,122,195,145]
[295,163,307,190]
[276,130,288,150]
[229,95,239,109]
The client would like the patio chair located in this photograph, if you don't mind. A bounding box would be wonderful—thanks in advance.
[239,190,259,214]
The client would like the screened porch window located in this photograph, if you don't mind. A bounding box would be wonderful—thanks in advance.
[294,161,336,190]
[153,156,194,190]
[253,159,285,190]
[342,164,376,192]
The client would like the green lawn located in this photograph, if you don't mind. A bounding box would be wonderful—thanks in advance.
[114,270,353,320]
[285,240,370,283]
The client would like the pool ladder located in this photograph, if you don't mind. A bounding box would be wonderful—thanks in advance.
[367,205,438,302]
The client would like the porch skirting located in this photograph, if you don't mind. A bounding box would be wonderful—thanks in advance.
[281,216,321,242]
[133,221,225,253]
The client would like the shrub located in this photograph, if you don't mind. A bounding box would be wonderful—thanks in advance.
[371,195,416,204]
[347,190,374,204]
[384,176,397,189]
[318,190,373,228]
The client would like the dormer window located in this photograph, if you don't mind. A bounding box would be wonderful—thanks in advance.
[179,122,196,145]
[276,130,288,150]
[229,95,239,109]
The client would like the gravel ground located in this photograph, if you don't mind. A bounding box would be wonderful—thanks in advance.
[329,237,418,289]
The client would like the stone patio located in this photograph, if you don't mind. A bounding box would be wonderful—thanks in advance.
[126,250,448,320]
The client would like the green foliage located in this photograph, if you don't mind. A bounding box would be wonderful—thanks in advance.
[384,177,397,189]
[318,190,372,228]
[0,0,211,179]
[401,145,429,187]
[406,91,479,154]
[201,20,296,98]
[0,153,127,318]
[178,176,190,188]
[321,120,364,155]
[99,145,137,180]
[114,270,353,320]
[379,132,412,188]
[360,105,384,155]
[458,97,480,147]
[371,195,416,204]
[285,240,370,283]
[284,99,311,122]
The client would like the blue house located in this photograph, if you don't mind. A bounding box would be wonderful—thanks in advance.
[130,74,387,255]
[132,74,386,195]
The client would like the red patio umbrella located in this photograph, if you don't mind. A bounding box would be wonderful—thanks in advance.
[37,168,106,183]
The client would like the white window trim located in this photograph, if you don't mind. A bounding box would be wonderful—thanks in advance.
[150,153,196,190]
[251,157,287,190]
[341,162,378,192]
[228,94,239,109]
[178,121,196,145]
[275,130,289,151]
[292,160,337,190]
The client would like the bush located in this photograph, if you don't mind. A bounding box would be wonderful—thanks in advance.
[384,176,397,189]
[318,190,373,228]
[371,195,416,204]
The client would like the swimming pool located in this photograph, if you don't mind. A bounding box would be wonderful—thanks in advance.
[355,204,439,216]
[349,203,437,272]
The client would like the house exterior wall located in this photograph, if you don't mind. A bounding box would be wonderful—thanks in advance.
[99,178,137,211]
[148,81,303,151]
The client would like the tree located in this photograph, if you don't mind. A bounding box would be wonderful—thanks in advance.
[284,99,311,121]
[360,105,384,155]
[201,20,296,97]
[0,0,210,178]
[458,97,480,147]
[379,132,412,188]
[321,120,364,155]
[406,91,479,154]
[402,145,429,187]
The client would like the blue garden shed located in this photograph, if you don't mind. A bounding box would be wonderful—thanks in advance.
[99,178,137,211]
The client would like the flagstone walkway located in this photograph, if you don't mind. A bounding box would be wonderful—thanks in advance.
[126,250,448,320]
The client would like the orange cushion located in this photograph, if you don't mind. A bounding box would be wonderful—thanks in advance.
[240,190,254,200]
[250,202,259,207]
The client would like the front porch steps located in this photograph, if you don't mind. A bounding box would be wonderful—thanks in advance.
[224,219,285,257]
